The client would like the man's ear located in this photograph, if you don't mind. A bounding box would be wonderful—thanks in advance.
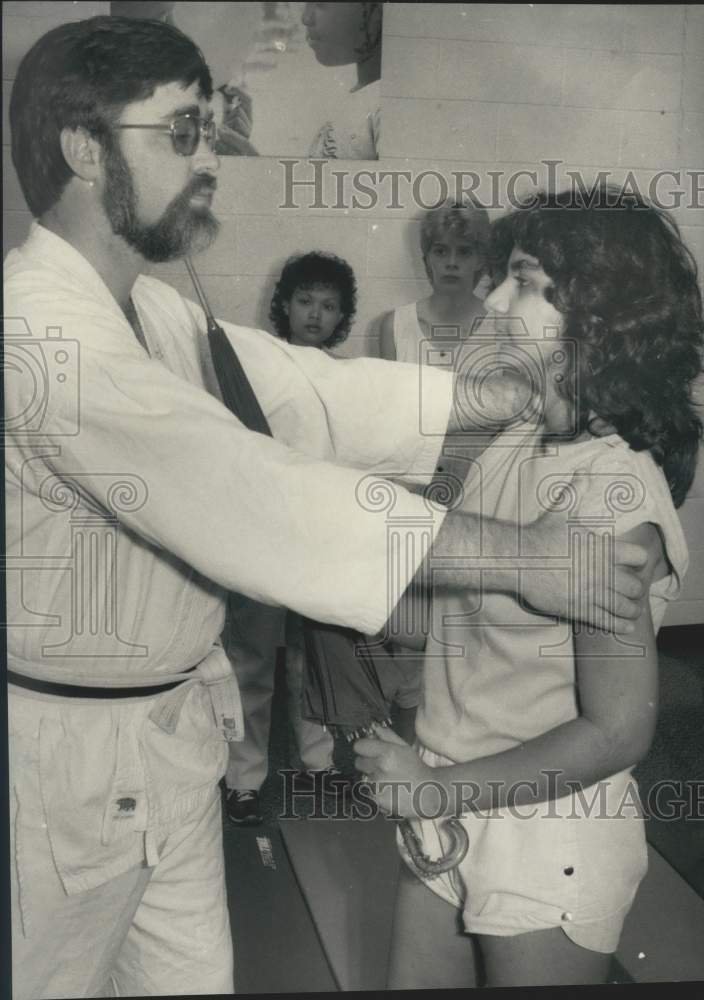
[282,300,290,317]
[59,126,102,185]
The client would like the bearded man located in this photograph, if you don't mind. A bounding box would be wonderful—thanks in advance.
[4,15,648,998]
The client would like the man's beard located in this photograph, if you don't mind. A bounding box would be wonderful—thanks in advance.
[102,141,219,263]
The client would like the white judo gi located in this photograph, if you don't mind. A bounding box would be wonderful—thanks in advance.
[5,223,453,997]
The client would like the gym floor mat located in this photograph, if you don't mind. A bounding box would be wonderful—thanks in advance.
[617,844,704,982]
[280,814,401,991]
[223,822,337,993]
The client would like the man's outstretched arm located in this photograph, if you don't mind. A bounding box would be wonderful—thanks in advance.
[387,492,647,642]
[439,502,645,630]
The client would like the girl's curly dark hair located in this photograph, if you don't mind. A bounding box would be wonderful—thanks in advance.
[269,251,357,348]
[490,186,703,507]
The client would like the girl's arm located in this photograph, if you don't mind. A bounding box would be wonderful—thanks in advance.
[356,521,663,817]
[378,311,397,361]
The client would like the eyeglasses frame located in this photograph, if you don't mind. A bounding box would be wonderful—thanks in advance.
[116,113,218,157]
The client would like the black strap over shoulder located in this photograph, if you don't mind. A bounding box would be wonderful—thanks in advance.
[207,323,273,437]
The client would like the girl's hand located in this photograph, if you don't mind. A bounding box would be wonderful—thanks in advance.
[354,725,440,818]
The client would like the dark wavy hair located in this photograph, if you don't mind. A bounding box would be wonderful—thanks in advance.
[10,15,212,218]
[490,186,703,507]
[269,252,357,348]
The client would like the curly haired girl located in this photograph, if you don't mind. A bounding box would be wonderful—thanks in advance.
[269,250,357,350]
[356,185,703,988]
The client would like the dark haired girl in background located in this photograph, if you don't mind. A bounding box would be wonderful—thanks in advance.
[225,251,358,824]
[270,250,357,349]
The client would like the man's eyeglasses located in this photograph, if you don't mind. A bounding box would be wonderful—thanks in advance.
[117,114,218,157]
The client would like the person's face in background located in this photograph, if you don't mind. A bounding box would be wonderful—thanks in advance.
[302,2,378,67]
[424,234,483,293]
[284,284,344,347]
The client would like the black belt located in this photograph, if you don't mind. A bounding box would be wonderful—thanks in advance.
[7,667,196,700]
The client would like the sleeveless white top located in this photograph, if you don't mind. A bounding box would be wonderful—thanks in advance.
[392,302,426,364]
[392,284,492,365]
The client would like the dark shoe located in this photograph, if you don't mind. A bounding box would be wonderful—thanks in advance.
[295,767,354,801]
[225,788,263,826]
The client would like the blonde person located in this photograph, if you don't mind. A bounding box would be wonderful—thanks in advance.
[379,197,494,489]
[377,199,494,698]
[379,198,491,366]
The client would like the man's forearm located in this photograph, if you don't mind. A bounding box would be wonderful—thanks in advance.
[429,509,539,593]
[382,510,520,647]
[401,503,643,634]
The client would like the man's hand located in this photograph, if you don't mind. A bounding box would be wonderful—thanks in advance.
[519,486,648,633]
[354,725,440,818]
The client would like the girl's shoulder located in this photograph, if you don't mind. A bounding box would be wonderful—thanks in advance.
[555,433,670,517]
[564,434,689,595]
[571,433,665,489]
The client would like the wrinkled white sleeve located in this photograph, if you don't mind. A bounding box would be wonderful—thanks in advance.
[183,300,452,481]
[10,303,452,635]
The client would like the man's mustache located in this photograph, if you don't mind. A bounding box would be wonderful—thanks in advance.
[188,176,217,197]
[163,175,218,219]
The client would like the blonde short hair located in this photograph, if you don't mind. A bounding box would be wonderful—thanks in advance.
[420,198,491,258]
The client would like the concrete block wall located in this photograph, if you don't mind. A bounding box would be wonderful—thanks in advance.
[3,3,703,622]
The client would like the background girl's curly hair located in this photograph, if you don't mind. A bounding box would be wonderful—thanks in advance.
[490,186,703,507]
[269,251,357,348]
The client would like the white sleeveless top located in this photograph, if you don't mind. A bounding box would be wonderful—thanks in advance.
[392,302,426,364]
[392,285,492,365]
